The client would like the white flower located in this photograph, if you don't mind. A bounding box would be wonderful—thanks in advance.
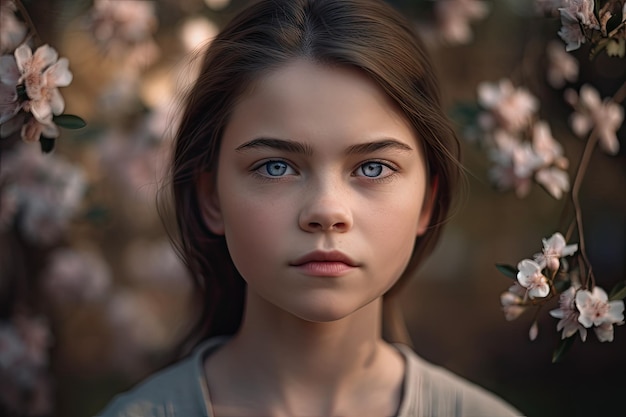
[517,259,550,298]
[478,79,539,133]
[532,120,568,168]
[42,248,112,302]
[529,321,539,341]
[20,115,59,142]
[500,283,527,321]
[546,40,579,88]
[534,232,578,270]
[434,0,490,45]
[87,0,159,69]
[560,0,599,28]
[566,85,624,155]
[535,167,570,199]
[0,144,86,245]
[549,285,587,341]
[14,44,73,123]
[576,287,625,328]
[557,0,599,52]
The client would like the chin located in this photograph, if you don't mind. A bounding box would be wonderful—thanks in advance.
[286,297,375,324]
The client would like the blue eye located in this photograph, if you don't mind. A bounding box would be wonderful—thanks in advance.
[358,162,384,177]
[257,160,295,177]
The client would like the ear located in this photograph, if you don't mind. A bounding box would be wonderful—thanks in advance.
[197,171,225,235]
[416,175,438,236]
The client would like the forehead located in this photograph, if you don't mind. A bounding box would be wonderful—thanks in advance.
[223,59,418,150]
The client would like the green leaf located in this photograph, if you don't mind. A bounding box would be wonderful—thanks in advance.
[53,114,86,129]
[609,281,626,301]
[552,336,575,363]
[495,264,518,279]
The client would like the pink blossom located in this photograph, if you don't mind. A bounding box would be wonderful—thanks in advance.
[529,321,539,341]
[478,79,539,133]
[500,283,527,321]
[549,286,588,341]
[488,162,532,198]
[42,248,111,302]
[546,40,579,88]
[535,167,570,199]
[576,287,625,328]
[434,0,490,44]
[517,259,550,298]
[20,115,59,142]
[0,144,86,244]
[534,232,578,271]
[560,0,599,28]
[532,120,568,169]
[566,84,624,155]
[14,44,73,123]
[87,0,159,69]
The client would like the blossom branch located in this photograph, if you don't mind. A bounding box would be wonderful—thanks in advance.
[567,80,626,289]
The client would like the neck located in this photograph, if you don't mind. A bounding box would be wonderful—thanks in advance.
[205,291,404,416]
[234,291,384,385]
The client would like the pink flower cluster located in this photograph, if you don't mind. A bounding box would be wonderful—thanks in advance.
[476,79,571,199]
[565,84,624,155]
[550,286,625,342]
[500,233,579,323]
[0,143,86,245]
[536,0,626,56]
[86,0,159,69]
[0,4,74,146]
[499,232,625,344]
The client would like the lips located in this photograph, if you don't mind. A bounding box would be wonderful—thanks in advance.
[290,250,359,277]
[290,250,359,267]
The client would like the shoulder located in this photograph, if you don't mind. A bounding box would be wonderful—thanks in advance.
[96,337,227,417]
[95,356,205,417]
[396,344,524,417]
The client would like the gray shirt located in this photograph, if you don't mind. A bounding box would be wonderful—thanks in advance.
[97,337,523,417]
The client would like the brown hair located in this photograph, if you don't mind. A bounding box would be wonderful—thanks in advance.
[167,0,461,353]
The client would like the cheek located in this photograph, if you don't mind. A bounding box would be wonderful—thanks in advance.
[219,193,291,279]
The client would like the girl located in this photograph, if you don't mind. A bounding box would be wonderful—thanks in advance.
[98,0,522,416]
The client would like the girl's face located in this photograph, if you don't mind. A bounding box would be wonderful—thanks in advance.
[200,59,433,323]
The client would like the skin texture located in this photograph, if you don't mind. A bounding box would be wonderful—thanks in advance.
[200,59,434,417]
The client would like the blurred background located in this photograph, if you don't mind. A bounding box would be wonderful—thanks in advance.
[0,1,624,416]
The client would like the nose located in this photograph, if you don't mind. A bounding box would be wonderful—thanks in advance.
[298,180,353,233]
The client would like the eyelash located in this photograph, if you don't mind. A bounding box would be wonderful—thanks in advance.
[251,159,399,182]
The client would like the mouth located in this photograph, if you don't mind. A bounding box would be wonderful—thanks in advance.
[290,250,359,277]
[290,250,359,267]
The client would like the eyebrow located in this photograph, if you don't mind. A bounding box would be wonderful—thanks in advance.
[235,137,413,155]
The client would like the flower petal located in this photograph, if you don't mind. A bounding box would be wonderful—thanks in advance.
[32,44,58,70]
[45,58,73,87]
[14,43,32,72]
[48,88,65,115]
[30,99,53,122]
